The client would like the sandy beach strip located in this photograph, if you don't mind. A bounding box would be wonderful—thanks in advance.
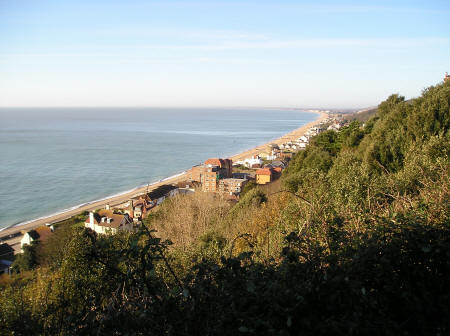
[0,111,328,245]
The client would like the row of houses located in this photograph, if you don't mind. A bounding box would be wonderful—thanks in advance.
[84,184,192,235]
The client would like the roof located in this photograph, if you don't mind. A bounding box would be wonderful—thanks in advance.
[147,184,177,201]
[219,178,246,185]
[85,210,132,229]
[129,197,147,210]
[26,226,53,242]
[256,168,273,176]
[0,243,14,258]
[204,158,232,168]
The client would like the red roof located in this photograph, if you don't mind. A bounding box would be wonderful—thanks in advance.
[204,158,231,168]
[256,168,273,176]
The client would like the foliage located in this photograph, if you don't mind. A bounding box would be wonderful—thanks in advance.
[11,243,38,273]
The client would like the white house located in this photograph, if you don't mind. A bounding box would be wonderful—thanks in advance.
[259,149,278,161]
[244,155,263,168]
[20,225,54,251]
[298,135,308,143]
[85,210,134,234]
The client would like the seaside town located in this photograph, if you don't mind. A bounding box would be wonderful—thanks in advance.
[1,0,448,331]
[0,112,348,274]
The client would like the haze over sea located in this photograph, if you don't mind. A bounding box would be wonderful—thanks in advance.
[0,108,317,230]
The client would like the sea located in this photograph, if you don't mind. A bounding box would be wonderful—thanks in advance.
[0,108,317,230]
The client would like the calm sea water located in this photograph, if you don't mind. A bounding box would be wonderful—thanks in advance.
[0,108,317,230]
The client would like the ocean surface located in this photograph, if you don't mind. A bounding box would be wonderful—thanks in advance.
[0,108,317,230]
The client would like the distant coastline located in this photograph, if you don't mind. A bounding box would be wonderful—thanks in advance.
[0,110,327,242]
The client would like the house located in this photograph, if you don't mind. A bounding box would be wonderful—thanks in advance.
[85,210,134,234]
[444,72,450,82]
[0,243,14,261]
[124,196,151,222]
[218,178,248,195]
[21,225,54,250]
[0,259,13,275]
[243,155,263,168]
[298,135,308,143]
[147,184,178,205]
[255,168,273,185]
[0,243,14,273]
[264,160,286,170]
[259,149,278,161]
[232,172,251,180]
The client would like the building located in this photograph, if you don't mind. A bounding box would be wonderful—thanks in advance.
[190,158,233,193]
[20,225,54,250]
[0,243,14,261]
[264,160,286,170]
[255,168,273,185]
[445,72,450,82]
[218,178,248,195]
[297,135,308,143]
[124,196,151,222]
[243,155,263,168]
[85,210,134,234]
[147,184,178,205]
[0,243,14,274]
[259,149,278,161]
[232,172,251,180]
[190,158,233,183]
[204,158,233,178]
[201,165,220,192]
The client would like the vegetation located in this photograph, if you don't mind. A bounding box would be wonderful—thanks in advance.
[0,81,449,335]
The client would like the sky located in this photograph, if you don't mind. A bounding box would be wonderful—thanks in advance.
[0,0,449,108]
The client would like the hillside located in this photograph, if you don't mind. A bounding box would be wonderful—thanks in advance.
[1,81,449,335]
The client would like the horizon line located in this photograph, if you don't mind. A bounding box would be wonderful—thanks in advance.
[0,105,365,111]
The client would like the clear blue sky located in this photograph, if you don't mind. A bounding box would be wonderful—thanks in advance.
[1,0,449,108]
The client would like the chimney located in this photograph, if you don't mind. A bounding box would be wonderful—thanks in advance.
[129,200,134,218]
[89,212,94,226]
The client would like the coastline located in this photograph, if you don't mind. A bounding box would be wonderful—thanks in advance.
[0,111,328,244]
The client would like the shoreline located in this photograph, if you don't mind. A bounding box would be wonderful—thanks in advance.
[0,110,328,243]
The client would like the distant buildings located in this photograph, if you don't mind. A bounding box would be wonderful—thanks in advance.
[445,72,450,82]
